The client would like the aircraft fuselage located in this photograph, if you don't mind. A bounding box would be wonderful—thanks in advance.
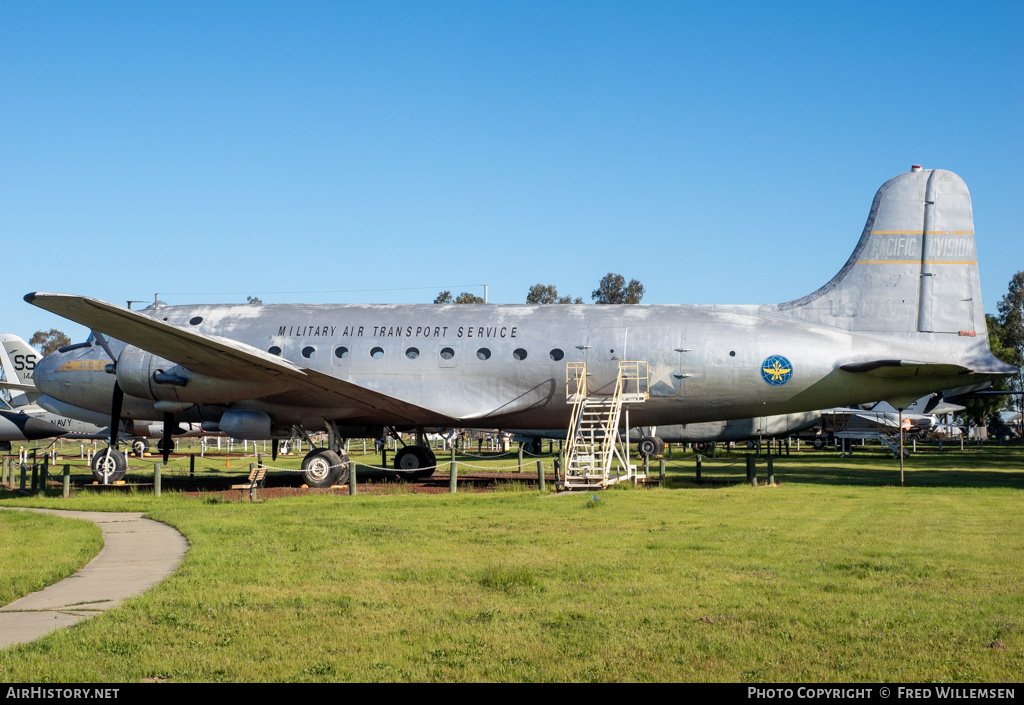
[34,302,993,436]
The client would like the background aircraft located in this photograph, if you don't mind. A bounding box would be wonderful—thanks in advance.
[0,334,212,479]
[25,168,1016,485]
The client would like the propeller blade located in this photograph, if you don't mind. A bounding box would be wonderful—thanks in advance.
[109,382,124,448]
[162,411,173,464]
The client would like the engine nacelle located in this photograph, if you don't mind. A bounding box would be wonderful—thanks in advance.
[215,409,272,440]
[115,347,287,404]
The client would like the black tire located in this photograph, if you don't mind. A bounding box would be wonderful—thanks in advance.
[131,439,149,457]
[394,446,437,479]
[157,438,176,454]
[520,439,541,455]
[638,436,663,458]
[745,440,756,450]
[91,447,127,484]
[812,437,825,450]
[301,448,347,488]
[693,441,710,453]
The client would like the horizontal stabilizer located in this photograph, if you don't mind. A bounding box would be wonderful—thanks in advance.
[839,360,970,377]
[0,380,36,393]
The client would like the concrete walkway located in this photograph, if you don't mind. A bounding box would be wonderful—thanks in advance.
[0,508,188,649]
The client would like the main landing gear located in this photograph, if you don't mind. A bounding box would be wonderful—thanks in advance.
[393,445,436,479]
[300,447,350,488]
[388,428,437,480]
[131,438,149,457]
[91,447,127,484]
[293,422,351,488]
[638,435,665,458]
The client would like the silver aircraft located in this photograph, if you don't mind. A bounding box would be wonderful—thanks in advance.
[25,168,1017,485]
[512,390,962,455]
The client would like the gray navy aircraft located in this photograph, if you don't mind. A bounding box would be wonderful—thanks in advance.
[24,167,1017,484]
[0,334,209,459]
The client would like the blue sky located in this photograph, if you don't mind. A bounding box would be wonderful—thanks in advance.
[2,1,1022,343]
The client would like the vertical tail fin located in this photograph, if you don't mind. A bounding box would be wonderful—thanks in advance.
[0,334,40,407]
[774,167,983,335]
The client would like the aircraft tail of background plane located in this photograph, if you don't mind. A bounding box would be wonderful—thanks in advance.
[773,167,986,338]
[0,334,40,407]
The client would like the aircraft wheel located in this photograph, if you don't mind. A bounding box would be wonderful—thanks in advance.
[745,440,756,450]
[520,439,541,455]
[91,448,127,484]
[693,441,709,453]
[638,436,663,458]
[812,437,826,450]
[394,446,437,479]
[131,439,149,457]
[157,438,176,454]
[301,448,347,487]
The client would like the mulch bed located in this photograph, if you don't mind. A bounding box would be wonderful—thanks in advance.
[72,469,557,501]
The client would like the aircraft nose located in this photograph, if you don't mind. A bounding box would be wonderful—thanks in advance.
[32,351,65,397]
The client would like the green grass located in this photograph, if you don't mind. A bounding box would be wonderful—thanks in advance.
[0,511,103,605]
[0,443,1021,682]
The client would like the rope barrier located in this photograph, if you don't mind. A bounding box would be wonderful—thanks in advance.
[693,454,747,469]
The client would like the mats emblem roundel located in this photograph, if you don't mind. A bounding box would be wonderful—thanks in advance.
[761,355,793,386]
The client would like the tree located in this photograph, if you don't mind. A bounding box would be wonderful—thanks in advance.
[526,284,583,304]
[960,315,1014,427]
[997,270,1024,425]
[247,296,263,304]
[29,329,70,355]
[592,273,644,304]
[435,290,484,304]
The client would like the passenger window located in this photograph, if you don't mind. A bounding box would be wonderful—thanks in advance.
[302,346,316,358]
[549,348,564,361]
[440,347,455,360]
[335,346,349,359]
[371,347,384,359]
[268,346,282,356]
[406,347,420,359]
[476,348,491,360]
[513,348,528,361]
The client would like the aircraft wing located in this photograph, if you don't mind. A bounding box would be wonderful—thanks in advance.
[24,292,452,424]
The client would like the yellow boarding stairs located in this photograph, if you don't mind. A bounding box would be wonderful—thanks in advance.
[560,360,649,490]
